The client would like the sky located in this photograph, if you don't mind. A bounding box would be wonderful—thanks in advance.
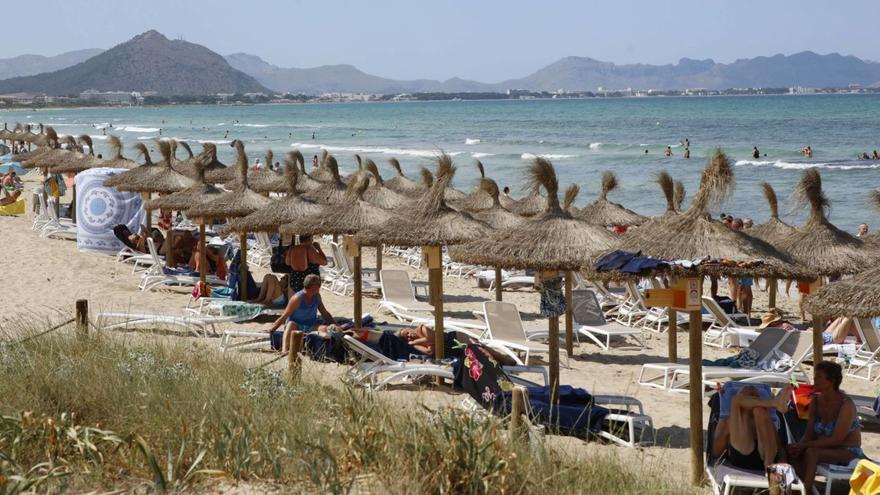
[6,0,880,82]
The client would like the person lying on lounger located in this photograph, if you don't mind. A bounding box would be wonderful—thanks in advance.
[250,274,289,307]
[0,187,21,206]
[711,384,791,471]
[267,274,334,352]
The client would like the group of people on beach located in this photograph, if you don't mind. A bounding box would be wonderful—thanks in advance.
[1,169,22,206]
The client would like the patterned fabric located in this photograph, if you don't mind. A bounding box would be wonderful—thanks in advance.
[539,276,566,318]
[734,347,760,369]
[76,168,145,255]
[219,302,263,320]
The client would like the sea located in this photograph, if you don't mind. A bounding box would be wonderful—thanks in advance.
[4,94,880,232]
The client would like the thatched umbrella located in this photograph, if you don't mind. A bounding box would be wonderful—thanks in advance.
[471,178,527,302]
[361,159,410,209]
[384,158,423,194]
[590,150,808,486]
[747,183,798,307]
[356,154,490,365]
[281,173,392,328]
[144,149,223,291]
[223,149,286,194]
[0,123,13,142]
[573,171,646,227]
[100,136,141,169]
[447,160,494,212]
[48,135,102,224]
[185,140,273,300]
[803,265,880,318]
[674,180,686,212]
[290,150,323,193]
[20,134,72,170]
[301,155,347,204]
[309,149,335,183]
[450,159,618,400]
[506,183,545,217]
[201,144,235,184]
[865,191,880,246]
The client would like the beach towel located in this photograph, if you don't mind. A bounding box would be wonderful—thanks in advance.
[76,168,145,255]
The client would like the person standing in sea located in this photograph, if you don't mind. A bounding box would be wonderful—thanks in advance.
[752,146,760,159]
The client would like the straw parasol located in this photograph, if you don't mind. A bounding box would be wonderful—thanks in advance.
[301,155,347,204]
[222,152,321,234]
[361,158,411,209]
[450,158,618,401]
[185,140,273,300]
[506,183,545,217]
[748,183,797,246]
[470,177,527,302]
[290,150,323,193]
[281,172,393,328]
[864,191,880,246]
[803,265,880,318]
[674,180,686,212]
[309,149,336,183]
[104,140,195,194]
[50,135,102,175]
[222,149,286,193]
[776,169,875,278]
[356,154,490,364]
[201,144,235,184]
[100,136,141,169]
[384,158,423,194]
[573,171,646,227]
[448,160,497,212]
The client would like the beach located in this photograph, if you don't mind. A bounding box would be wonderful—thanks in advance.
[4,168,879,494]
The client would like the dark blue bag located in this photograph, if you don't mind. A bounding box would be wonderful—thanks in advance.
[228,249,257,301]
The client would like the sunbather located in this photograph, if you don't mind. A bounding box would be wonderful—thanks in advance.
[189,240,228,280]
[267,274,335,352]
[0,187,21,206]
[285,234,328,292]
[250,274,289,306]
[788,361,864,494]
[711,384,791,470]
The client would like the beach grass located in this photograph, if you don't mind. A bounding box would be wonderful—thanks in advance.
[0,328,700,494]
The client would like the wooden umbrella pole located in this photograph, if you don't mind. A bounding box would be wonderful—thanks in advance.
[768,279,777,308]
[240,232,249,301]
[548,315,560,404]
[667,308,678,362]
[166,227,175,268]
[564,272,573,356]
[143,193,151,230]
[426,246,444,374]
[813,315,825,365]
[198,222,207,292]
[353,244,363,329]
[70,185,77,224]
[688,309,704,485]
[375,245,383,282]
[494,267,503,301]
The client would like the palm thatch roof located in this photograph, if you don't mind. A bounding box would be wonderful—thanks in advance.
[49,135,103,174]
[448,160,497,212]
[361,158,411,209]
[281,172,392,237]
[747,182,797,247]
[288,150,322,193]
[221,153,322,233]
[355,154,489,247]
[384,158,424,194]
[471,178,527,230]
[341,154,363,185]
[222,149,286,193]
[20,135,77,169]
[200,144,236,184]
[656,171,678,217]
[301,155,347,204]
[309,149,337,183]
[573,171,646,226]
[143,149,223,211]
[184,140,273,219]
[449,158,617,272]
[506,184,546,217]
[100,136,140,169]
[103,140,195,193]
[602,149,807,279]
[775,169,876,277]
[673,181,686,212]
[803,265,880,317]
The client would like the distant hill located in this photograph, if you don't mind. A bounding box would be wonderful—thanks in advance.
[225,53,488,94]
[497,52,880,91]
[0,49,104,79]
[0,31,268,96]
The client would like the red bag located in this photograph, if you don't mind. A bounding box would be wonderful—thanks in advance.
[791,384,815,420]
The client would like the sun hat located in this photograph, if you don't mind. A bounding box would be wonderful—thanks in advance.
[758,308,784,329]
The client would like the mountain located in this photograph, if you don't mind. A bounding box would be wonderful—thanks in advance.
[0,31,268,96]
[498,52,880,91]
[0,49,104,79]
[225,53,489,94]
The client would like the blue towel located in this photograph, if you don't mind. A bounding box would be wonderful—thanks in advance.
[719,382,779,428]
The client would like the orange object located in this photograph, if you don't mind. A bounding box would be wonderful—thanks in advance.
[791,384,815,420]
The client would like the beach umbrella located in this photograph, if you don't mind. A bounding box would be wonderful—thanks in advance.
[185,140,273,300]
[281,173,392,328]
[506,183,545,217]
[222,149,290,194]
[865,191,880,247]
[746,183,798,307]
[384,158,423,194]
[99,136,141,170]
[0,162,27,176]
[674,180,686,212]
[341,154,364,185]
[309,149,336,183]
[301,155,347,204]
[291,150,323,193]
[361,158,411,209]
[199,144,236,184]
[145,149,223,292]
[448,160,501,213]
[450,158,618,400]
[573,171,647,227]
[356,154,490,366]
[803,265,880,318]
[471,178,527,301]
[222,152,321,234]
[50,135,101,175]
[0,123,13,142]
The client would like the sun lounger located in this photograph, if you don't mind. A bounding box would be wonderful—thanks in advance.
[702,296,760,348]
[375,269,435,321]
[341,335,455,389]
[482,301,569,367]
[706,463,806,495]
[96,311,240,338]
[611,282,649,327]
[40,198,77,240]
[846,318,880,381]
[571,289,646,350]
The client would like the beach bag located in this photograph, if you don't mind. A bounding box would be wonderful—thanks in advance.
[271,240,293,273]
[791,384,814,420]
[228,249,257,301]
[285,244,309,272]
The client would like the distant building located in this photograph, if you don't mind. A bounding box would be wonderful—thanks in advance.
[79,90,140,105]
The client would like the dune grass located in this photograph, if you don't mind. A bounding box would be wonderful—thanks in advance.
[0,328,701,494]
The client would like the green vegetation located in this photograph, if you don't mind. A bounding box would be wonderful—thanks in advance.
[0,329,699,494]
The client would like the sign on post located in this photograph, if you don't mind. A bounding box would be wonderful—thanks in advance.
[644,277,702,311]
[342,235,359,257]
[423,245,442,269]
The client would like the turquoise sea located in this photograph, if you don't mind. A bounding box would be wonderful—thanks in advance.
[4,94,880,231]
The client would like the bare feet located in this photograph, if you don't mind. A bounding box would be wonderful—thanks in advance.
[774,386,792,413]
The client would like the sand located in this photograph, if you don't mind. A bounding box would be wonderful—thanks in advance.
[3,174,878,493]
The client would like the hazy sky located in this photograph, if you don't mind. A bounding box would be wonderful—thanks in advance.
[8,0,879,81]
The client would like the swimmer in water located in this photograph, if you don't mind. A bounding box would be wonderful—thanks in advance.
[665,146,672,157]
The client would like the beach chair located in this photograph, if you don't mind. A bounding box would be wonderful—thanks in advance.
[482,301,569,367]
[638,327,791,390]
[31,191,51,231]
[341,335,455,389]
[96,311,240,338]
[574,273,627,312]
[702,297,759,348]
[249,232,273,268]
[487,272,535,292]
[571,289,645,350]
[40,198,77,240]
[375,269,435,321]
[846,318,880,381]
[611,282,649,326]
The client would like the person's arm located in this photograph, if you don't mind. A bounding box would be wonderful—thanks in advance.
[789,399,819,457]
[800,400,858,449]
[317,297,333,324]
[309,244,328,266]
[269,294,302,332]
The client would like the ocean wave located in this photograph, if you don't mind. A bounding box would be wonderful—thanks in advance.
[465,138,481,145]
[471,152,495,158]
[196,139,232,145]
[234,123,271,128]
[88,135,108,141]
[588,142,602,150]
[93,122,110,129]
[289,143,461,158]
[121,126,160,133]
[216,122,225,126]
[521,153,578,160]
[734,159,880,171]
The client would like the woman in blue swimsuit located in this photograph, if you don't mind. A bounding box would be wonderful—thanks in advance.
[788,361,863,494]
[268,274,334,352]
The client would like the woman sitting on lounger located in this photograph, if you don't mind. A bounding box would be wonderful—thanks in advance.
[788,361,863,494]
[711,384,791,471]
[250,274,289,307]
[268,274,334,352]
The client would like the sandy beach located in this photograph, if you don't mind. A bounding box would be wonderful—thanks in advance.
[3,171,878,494]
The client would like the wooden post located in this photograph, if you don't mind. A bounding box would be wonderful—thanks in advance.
[142,193,151,230]
[353,243,363,329]
[768,279,777,309]
[688,309,704,486]
[667,308,678,362]
[548,315,560,404]
[165,227,175,268]
[240,232,249,301]
[198,222,207,294]
[510,385,528,442]
[375,245,383,282]
[287,330,304,383]
[813,315,825,365]
[494,267,503,301]
[75,299,88,338]
[70,183,77,224]
[564,272,573,356]
[425,245,445,368]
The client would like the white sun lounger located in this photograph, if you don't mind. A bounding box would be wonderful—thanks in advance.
[846,318,880,381]
[702,296,759,348]
[96,311,240,338]
[706,463,806,495]
[375,269,435,321]
[342,335,455,389]
[482,301,569,367]
[572,289,646,350]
